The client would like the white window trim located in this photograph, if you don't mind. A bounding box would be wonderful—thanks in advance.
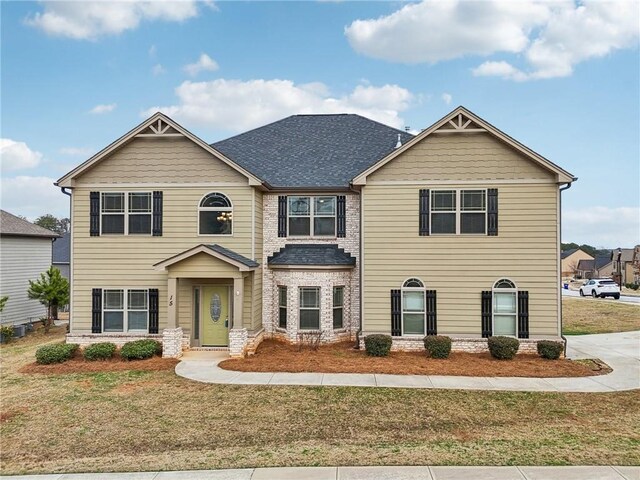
[287,195,337,237]
[100,192,152,236]
[197,192,234,236]
[102,288,149,333]
[401,278,426,336]
[333,285,344,329]
[491,278,518,338]
[430,189,487,236]
[298,286,321,330]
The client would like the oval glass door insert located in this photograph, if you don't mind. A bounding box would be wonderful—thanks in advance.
[210,293,221,322]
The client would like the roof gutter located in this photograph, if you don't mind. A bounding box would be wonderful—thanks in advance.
[559,180,575,358]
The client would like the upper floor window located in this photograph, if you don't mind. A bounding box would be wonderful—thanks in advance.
[101,192,152,235]
[199,192,233,235]
[288,196,336,237]
[431,189,486,235]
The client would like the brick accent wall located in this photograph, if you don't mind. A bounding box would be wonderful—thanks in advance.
[162,327,185,358]
[229,328,248,358]
[262,193,360,342]
[359,335,554,354]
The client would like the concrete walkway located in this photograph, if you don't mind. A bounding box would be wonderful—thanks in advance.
[3,466,639,479]
[175,331,640,393]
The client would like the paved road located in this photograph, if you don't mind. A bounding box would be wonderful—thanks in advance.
[562,288,640,304]
[3,465,639,480]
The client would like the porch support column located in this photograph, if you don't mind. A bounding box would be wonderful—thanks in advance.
[167,277,178,329]
[233,276,243,329]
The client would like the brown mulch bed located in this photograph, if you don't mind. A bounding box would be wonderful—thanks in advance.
[19,354,179,374]
[219,340,611,378]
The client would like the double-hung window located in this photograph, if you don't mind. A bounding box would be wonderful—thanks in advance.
[288,196,336,236]
[278,286,287,329]
[100,192,152,235]
[299,287,320,330]
[103,289,149,332]
[333,286,344,329]
[492,279,517,336]
[430,189,486,235]
[402,278,426,335]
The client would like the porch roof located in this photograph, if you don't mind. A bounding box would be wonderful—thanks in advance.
[153,244,259,272]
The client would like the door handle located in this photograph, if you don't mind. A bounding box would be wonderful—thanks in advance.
[224,318,229,328]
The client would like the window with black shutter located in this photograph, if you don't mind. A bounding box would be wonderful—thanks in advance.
[278,196,287,237]
[90,192,100,236]
[152,191,163,236]
[487,188,499,236]
[426,289,437,335]
[149,288,159,334]
[481,290,492,338]
[390,289,401,336]
[517,291,529,339]
[336,195,346,238]
[419,189,429,236]
[92,288,102,333]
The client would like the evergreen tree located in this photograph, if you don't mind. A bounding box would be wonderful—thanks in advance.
[27,267,69,333]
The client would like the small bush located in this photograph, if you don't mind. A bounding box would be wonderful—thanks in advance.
[120,339,161,361]
[424,335,452,359]
[537,340,564,360]
[364,334,392,357]
[36,343,78,364]
[488,336,520,360]
[0,325,14,343]
[624,282,639,291]
[83,342,116,361]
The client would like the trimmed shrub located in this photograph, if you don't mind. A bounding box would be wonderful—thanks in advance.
[488,336,520,360]
[120,339,160,361]
[36,343,78,364]
[424,335,452,359]
[0,325,14,343]
[83,342,117,361]
[537,340,564,360]
[364,334,392,357]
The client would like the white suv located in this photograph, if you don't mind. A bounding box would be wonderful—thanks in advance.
[579,278,621,299]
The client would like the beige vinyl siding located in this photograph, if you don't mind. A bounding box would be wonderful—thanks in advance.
[368,133,553,182]
[78,137,247,184]
[0,236,52,324]
[166,253,241,278]
[362,183,560,337]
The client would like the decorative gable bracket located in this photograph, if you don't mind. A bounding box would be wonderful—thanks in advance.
[136,118,183,138]
[434,112,486,134]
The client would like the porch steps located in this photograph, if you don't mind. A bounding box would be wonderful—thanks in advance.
[189,346,229,352]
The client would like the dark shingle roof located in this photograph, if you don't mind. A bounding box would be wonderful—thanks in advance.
[212,114,413,188]
[577,259,595,271]
[561,248,578,259]
[52,232,70,264]
[206,244,259,268]
[0,210,59,238]
[594,255,611,270]
[268,244,356,267]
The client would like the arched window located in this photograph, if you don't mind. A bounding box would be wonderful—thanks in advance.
[492,278,517,336]
[402,277,425,335]
[199,192,233,235]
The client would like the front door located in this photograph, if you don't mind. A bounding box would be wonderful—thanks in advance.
[201,286,230,346]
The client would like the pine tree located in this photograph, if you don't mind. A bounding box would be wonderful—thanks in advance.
[27,267,69,333]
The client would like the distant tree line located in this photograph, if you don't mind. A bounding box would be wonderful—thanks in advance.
[33,214,70,235]
[561,243,611,258]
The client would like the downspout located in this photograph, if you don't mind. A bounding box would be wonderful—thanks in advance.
[61,187,72,333]
[349,183,363,349]
[559,180,574,357]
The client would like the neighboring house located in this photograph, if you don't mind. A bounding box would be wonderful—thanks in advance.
[57,107,576,357]
[632,246,640,284]
[53,232,70,281]
[561,248,593,279]
[611,247,637,285]
[576,259,595,279]
[0,210,59,325]
[577,255,613,280]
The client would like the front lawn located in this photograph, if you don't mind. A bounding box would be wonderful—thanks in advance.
[563,297,640,335]
[1,328,639,474]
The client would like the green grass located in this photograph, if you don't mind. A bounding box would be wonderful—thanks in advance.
[563,297,640,335]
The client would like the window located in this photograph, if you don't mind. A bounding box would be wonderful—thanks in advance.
[493,278,517,336]
[278,286,287,329]
[100,192,152,235]
[299,287,320,330]
[288,196,336,236]
[333,286,344,329]
[199,192,233,235]
[430,189,486,235]
[103,289,149,332]
[402,278,425,335]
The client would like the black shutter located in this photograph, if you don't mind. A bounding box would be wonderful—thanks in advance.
[336,195,346,238]
[90,192,100,236]
[152,191,163,236]
[391,289,402,336]
[419,189,430,236]
[91,288,102,333]
[426,290,437,335]
[278,196,287,237]
[487,188,498,236]
[149,288,159,334]
[481,290,492,338]
[518,291,529,339]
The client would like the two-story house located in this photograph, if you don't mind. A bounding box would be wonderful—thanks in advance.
[57,106,575,357]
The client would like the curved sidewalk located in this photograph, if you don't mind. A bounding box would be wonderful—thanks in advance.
[176,331,640,392]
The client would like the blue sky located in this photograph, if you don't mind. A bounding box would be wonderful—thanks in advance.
[1,0,638,247]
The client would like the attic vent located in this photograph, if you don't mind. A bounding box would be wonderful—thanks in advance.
[395,134,402,149]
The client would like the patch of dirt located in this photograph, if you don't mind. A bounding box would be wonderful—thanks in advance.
[220,340,609,378]
[0,407,29,423]
[19,354,179,375]
[574,358,613,374]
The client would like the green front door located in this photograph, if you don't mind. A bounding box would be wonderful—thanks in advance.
[201,286,230,346]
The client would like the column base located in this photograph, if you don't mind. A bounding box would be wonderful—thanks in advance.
[162,327,184,358]
[229,328,248,358]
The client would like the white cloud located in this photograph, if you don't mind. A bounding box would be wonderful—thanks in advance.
[89,103,116,114]
[0,139,43,172]
[563,206,640,248]
[59,147,93,156]
[152,64,166,76]
[0,176,69,219]
[143,79,414,132]
[345,0,640,80]
[26,1,202,40]
[441,93,452,105]
[183,53,219,76]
